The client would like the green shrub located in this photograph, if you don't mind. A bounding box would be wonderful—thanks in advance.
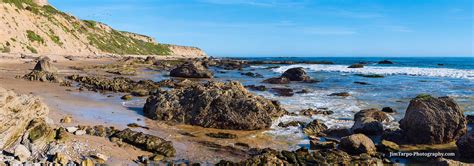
[416,94,433,100]
[26,45,37,53]
[83,20,97,28]
[26,30,44,44]
[1,46,11,53]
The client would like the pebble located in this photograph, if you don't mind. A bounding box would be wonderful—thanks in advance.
[66,127,78,133]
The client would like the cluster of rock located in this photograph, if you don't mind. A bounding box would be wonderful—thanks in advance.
[169,61,213,78]
[22,57,64,83]
[143,81,287,130]
[263,67,316,84]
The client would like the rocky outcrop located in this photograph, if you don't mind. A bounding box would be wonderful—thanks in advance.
[113,128,175,157]
[351,108,390,135]
[169,61,213,78]
[263,67,315,84]
[303,120,328,137]
[399,95,467,144]
[348,64,364,68]
[143,81,287,130]
[456,132,474,158]
[339,134,377,155]
[0,87,49,149]
[167,45,207,57]
[281,67,311,81]
[378,60,394,64]
[23,57,63,82]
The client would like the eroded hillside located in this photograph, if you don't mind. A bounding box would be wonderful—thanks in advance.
[0,0,206,57]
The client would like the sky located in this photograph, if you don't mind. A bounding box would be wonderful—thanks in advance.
[48,0,473,57]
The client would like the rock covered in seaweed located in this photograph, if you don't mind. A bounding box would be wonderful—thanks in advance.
[143,81,287,130]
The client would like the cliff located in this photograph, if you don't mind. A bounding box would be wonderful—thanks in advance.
[0,0,207,57]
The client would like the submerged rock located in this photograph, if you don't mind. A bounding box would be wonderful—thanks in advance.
[169,61,213,78]
[270,88,294,97]
[399,95,467,144]
[244,85,267,91]
[278,121,305,128]
[381,107,395,113]
[143,81,287,130]
[378,60,394,64]
[328,92,351,97]
[348,64,364,68]
[113,128,175,157]
[339,134,377,155]
[262,77,290,84]
[205,132,237,139]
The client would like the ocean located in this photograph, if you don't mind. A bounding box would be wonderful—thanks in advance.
[135,57,474,149]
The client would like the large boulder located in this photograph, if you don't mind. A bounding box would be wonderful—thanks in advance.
[456,132,474,158]
[339,134,377,155]
[281,67,310,81]
[354,108,390,122]
[0,87,49,149]
[143,81,287,130]
[399,95,467,144]
[33,57,58,73]
[351,108,389,135]
[169,61,213,78]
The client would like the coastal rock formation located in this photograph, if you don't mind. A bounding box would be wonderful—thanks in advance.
[351,118,383,135]
[281,67,310,81]
[0,87,49,149]
[399,95,467,144]
[113,128,175,157]
[169,61,213,78]
[456,132,474,158]
[143,81,287,130]
[348,64,364,68]
[263,67,315,84]
[378,60,394,64]
[339,134,377,155]
[23,57,63,82]
[303,120,328,136]
[354,108,390,122]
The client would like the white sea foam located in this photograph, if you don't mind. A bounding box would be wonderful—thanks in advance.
[273,64,474,80]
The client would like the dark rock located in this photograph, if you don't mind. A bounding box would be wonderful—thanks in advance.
[270,88,294,97]
[245,85,267,91]
[170,61,213,78]
[323,128,352,139]
[399,96,467,144]
[303,120,328,137]
[354,81,370,85]
[127,123,149,130]
[295,89,311,94]
[241,72,263,78]
[281,67,310,81]
[378,60,394,64]
[262,77,290,84]
[310,141,336,150]
[23,57,63,82]
[381,107,395,113]
[205,132,237,139]
[356,74,385,78]
[121,94,132,100]
[348,64,364,68]
[456,132,474,158]
[113,128,175,157]
[351,118,383,135]
[354,108,390,123]
[339,134,377,155]
[381,129,404,144]
[300,108,334,116]
[143,81,287,130]
[328,92,350,97]
[278,121,305,128]
[33,57,58,73]
[466,115,474,124]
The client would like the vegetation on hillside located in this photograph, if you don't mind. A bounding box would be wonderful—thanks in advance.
[2,0,172,55]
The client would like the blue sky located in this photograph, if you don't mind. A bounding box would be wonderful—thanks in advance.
[49,0,473,57]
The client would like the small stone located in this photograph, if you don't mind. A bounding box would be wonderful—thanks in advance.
[381,107,395,113]
[328,92,350,97]
[310,140,336,150]
[60,116,72,123]
[92,153,108,162]
[14,145,31,162]
[150,154,164,161]
[121,94,133,100]
[74,130,86,136]
[53,153,68,165]
[66,127,78,133]
[81,159,94,166]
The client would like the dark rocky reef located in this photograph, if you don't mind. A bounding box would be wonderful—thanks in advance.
[170,61,213,78]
